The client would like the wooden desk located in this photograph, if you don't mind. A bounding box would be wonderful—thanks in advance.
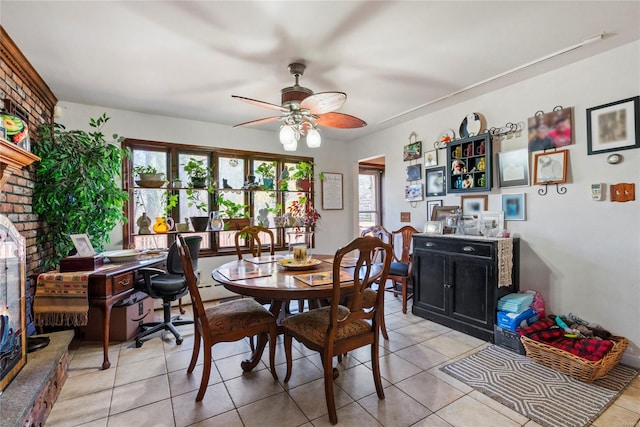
[86,256,165,369]
[212,256,375,372]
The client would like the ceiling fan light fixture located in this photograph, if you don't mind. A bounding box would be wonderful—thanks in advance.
[306,126,321,148]
[280,124,298,149]
[282,137,298,152]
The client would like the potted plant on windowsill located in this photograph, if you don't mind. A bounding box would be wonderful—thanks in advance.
[287,195,321,228]
[290,161,314,192]
[183,157,212,190]
[216,193,249,230]
[255,161,276,190]
[186,188,211,232]
[133,165,165,187]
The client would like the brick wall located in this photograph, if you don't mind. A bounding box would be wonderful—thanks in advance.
[1,26,58,333]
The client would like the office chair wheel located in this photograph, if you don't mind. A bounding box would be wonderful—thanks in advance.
[135,339,143,348]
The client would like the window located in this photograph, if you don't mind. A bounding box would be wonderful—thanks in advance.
[358,167,383,234]
[123,139,314,256]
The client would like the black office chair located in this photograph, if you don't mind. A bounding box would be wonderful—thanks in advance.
[134,235,202,347]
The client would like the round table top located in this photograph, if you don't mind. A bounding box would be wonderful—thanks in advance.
[212,255,362,300]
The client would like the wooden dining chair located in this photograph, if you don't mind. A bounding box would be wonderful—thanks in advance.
[282,235,393,425]
[360,225,392,338]
[234,225,275,259]
[389,225,419,314]
[177,235,278,402]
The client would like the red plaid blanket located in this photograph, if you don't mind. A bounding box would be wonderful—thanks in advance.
[518,318,614,362]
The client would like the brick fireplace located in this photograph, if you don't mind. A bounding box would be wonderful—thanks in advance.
[1,26,58,336]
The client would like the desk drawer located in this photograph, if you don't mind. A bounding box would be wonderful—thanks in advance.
[415,238,493,258]
[113,272,134,294]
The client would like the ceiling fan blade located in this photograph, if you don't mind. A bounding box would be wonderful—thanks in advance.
[300,92,346,114]
[315,112,367,129]
[232,95,289,113]
[233,116,282,128]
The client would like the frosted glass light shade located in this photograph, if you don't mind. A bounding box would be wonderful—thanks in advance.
[306,127,321,148]
[279,125,297,145]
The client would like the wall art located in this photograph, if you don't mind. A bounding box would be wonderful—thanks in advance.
[587,96,639,155]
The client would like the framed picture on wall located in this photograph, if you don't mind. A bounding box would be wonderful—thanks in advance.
[527,107,573,152]
[497,148,530,188]
[403,141,422,161]
[586,96,640,155]
[424,149,438,167]
[404,184,423,202]
[406,164,422,181]
[502,193,526,221]
[425,166,445,197]
[533,149,568,185]
[427,199,442,220]
[460,195,487,217]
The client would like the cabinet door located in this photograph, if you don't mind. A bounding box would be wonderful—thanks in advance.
[414,250,448,315]
[448,256,493,329]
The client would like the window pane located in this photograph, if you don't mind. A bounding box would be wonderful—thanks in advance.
[132,150,167,179]
[218,156,245,189]
[359,174,377,211]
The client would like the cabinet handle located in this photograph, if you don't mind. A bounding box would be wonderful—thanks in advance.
[118,278,130,287]
[425,242,435,247]
[462,246,475,252]
[444,284,452,288]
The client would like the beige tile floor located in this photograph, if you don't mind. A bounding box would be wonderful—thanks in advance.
[47,295,640,427]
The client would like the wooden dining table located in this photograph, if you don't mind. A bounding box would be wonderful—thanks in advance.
[211,254,370,373]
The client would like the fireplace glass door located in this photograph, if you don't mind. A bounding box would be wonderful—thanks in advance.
[0,214,26,392]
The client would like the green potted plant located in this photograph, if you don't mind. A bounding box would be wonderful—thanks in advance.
[33,114,129,268]
[255,161,276,190]
[290,161,314,192]
[132,165,165,188]
[185,188,210,232]
[183,157,212,189]
[216,193,249,230]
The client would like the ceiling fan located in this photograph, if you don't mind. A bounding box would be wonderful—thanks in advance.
[232,62,366,150]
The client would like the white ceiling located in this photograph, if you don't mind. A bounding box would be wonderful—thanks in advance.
[2,1,639,141]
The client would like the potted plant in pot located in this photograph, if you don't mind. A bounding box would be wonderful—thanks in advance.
[290,161,314,192]
[287,195,321,228]
[183,157,213,190]
[255,161,276,190]
[185,188,211,232]
[133,165,165,187]
[216,193,249,230]
[33,114,129,268]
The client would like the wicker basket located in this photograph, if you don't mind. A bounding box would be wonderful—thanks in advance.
[520,335,628,382]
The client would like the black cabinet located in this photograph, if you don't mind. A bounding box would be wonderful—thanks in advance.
[412,234,519,342]
[446,133,492,193]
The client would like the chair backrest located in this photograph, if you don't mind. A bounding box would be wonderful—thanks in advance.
[234,225,275,260]
[391,225,419,264]
[328,236,392,340]
[177,235,209,338]
[361,225,393,263]
[166,235,203,275]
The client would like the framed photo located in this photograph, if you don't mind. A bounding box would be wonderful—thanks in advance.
[478,210,504,234]
[403,141,422,161]
[502,193,526,221]
[461,195,488,217]
[424,149,438,167]
[587,96,640,155]
[533,149,568,185]
[431,205,458,221]
[425,166,445,197]
[404,184,423,202]
[527,107,573,152]
[423,221,443,234]
[406,163,422,181]
[321,172,343,210]
[497,148,530,187]
[427,199,442,220]
[70,234,96,257]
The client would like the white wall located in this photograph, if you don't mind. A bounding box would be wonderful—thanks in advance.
[347,41,640,367]
[59,41,640,367]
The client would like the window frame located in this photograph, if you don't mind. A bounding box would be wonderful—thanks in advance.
[122,139,314,257]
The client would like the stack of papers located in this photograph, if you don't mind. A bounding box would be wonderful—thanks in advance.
[497,293,534,314]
